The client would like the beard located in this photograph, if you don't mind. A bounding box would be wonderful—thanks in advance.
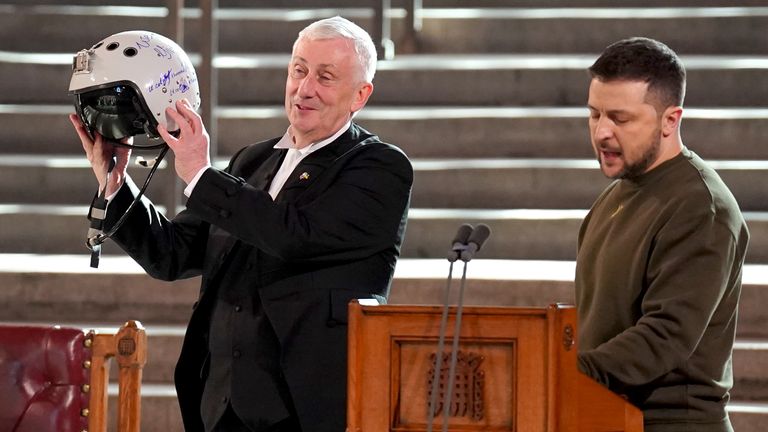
[598,129,662,180]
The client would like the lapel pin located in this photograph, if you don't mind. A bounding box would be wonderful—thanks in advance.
[299,172,310,181]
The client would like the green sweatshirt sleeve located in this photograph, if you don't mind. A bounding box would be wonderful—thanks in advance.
[578,201,738,393]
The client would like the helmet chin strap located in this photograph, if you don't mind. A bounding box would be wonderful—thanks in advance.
[85,142,169,268]
[85,153,116,268]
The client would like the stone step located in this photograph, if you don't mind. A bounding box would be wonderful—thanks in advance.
[105,386,180,432]
[0,206,581,258]
[3,206,768,263]
[0,155,177,207]
[408,159,768,211]
[730,403,768,432]
[4,156,621,209]
[0,260,200,325]
[3,52,768,106]
[734,340,768,402]
[4,156,768,210]
[7,0,764,8]
[403,209,768,263]
[1,5,767,55]
[2,255,767,337]
[3,105,768,160]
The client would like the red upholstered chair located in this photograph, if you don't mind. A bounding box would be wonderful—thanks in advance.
[0,320,147,432]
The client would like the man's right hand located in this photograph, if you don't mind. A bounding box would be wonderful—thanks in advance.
[69,114,132,197]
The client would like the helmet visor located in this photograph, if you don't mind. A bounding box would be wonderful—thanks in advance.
[75,84,157,141]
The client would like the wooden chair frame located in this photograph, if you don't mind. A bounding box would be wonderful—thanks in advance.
[85,320,147,432]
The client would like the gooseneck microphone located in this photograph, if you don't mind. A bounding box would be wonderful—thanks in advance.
[427,223,492,432]
[460,223,492,262]
[427,224,474,432]
[447,223,473,262]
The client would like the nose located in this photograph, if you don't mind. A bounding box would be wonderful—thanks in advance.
[296,75,317,98]
[593,116,614,142]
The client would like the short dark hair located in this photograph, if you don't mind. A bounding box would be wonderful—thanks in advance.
[589,37,686,108]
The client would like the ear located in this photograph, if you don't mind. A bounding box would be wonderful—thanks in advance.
[350,82,374,114]
[661,105,683,138]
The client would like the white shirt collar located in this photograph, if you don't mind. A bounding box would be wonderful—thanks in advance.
[273,120,352,155]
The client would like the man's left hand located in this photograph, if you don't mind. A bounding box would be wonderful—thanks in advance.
[158,98,212,185]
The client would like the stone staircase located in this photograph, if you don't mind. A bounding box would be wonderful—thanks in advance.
[0,1,767,431]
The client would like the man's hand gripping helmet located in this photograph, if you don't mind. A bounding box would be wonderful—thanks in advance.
[68,30,201,144]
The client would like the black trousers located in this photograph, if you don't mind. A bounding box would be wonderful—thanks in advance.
[213,405,302,432]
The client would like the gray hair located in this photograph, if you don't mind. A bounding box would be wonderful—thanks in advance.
[295,16,377,83]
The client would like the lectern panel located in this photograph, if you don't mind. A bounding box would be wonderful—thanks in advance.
[394,338,516,430]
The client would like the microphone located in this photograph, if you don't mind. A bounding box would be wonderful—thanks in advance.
[447,223,474,262]
[439,226,489,431]
[460,223,491,262]
[428,223,474,431]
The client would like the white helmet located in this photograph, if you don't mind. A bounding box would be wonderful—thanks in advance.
[69,30,201,143]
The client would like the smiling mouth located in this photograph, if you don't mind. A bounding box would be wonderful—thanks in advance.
[295,103,316,111]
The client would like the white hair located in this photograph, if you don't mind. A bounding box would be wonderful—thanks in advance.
[294,16,377,83]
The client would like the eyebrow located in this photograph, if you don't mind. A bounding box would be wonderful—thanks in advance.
[586,104,634,116]
[291,56,338,70]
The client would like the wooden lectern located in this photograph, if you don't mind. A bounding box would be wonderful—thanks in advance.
[347,302,642,432]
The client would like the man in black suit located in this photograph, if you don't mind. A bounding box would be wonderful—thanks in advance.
[69,16,413,432]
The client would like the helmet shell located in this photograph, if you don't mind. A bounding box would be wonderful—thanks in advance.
[69,30,200,139]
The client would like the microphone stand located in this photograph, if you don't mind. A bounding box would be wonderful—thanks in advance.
[426,257,456,432]
[441,258,469,432]
[426,224,490,431]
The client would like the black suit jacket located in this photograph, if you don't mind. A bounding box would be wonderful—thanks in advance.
[105,123,413,431]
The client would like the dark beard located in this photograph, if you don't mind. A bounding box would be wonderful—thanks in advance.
[612,131,662,180]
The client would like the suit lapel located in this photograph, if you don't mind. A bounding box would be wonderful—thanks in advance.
[247,149,286,191]
[275,124,363,202]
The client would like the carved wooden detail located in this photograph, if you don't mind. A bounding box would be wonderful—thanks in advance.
[427,350,485,421]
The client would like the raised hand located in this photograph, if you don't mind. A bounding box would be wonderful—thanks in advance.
[69,114,132,196]
[157,98,212,185]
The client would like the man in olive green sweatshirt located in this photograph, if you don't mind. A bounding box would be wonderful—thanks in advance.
[576,37,749,432]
